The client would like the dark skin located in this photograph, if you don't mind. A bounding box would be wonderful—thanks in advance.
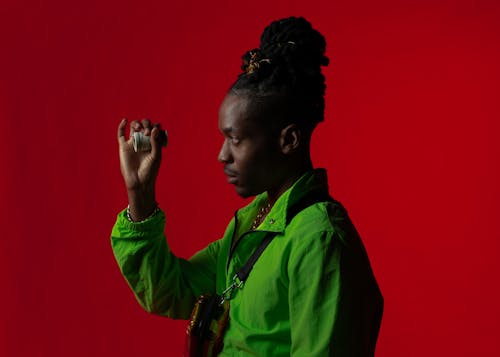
[117,93,313,220]
[218,93,313,205]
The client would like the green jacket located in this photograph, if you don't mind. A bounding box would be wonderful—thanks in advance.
[111,169,383,356]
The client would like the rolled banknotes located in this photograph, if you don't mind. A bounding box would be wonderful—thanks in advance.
[133,130,168,152]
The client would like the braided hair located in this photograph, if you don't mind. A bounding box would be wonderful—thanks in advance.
[230,17,329,131]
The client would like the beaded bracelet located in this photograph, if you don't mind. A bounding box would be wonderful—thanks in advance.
[126,204,161,222]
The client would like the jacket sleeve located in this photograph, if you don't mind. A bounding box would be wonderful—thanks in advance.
[111,209,222,320]
[288,228,383,356]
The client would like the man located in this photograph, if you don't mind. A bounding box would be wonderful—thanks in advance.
[111,16,383,356]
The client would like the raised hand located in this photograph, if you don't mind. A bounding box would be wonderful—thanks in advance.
[117,118,164,221]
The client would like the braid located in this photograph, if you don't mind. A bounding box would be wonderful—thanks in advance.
[231,17,329,129]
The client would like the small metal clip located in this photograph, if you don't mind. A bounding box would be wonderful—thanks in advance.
[220,274,244,304]
[233,274,244,289]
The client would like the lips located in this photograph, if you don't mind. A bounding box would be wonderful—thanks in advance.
[224,167,237,176]
[224,167,238,183]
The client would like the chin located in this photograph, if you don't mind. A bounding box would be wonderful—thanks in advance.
[234,185,264,199]
[235,187,253,198]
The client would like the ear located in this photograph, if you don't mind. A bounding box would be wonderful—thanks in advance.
[279,123,301,155]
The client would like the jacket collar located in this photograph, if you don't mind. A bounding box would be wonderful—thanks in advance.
[235,168,330,234]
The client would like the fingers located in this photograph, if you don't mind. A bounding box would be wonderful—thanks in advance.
[128,118,154,137]
[129,119,142,140]
[118,118,127,144]
[150,126,162,160]
[141,118,152,136]
[122,118,164,154]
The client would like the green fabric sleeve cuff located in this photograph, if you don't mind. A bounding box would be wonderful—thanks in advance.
[112,207,166,239]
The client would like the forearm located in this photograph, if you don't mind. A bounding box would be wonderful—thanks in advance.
[111,209,218,319]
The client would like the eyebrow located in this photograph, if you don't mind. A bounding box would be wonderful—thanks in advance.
[221,126,237,134]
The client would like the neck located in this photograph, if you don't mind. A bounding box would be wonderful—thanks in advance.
[266,157,313,206]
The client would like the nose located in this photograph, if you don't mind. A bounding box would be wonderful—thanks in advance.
[218,139,232,163]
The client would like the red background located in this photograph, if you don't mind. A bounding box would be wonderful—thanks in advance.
[1,0,499,356]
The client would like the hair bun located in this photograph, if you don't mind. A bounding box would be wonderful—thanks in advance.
[259,17,329,69]
[232,16,329,128]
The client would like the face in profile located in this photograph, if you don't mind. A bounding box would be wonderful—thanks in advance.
[218,93,284,198]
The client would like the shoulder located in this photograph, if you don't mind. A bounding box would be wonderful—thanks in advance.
[284,200,352,242]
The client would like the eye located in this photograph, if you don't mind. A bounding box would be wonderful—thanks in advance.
[230,136,240,145]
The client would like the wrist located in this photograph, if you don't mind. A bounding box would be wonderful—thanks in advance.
[126,204,160,222]
[127,188,157,221]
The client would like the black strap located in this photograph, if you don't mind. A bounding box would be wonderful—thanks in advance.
[235,233,274,282]
[235,190,335,284]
